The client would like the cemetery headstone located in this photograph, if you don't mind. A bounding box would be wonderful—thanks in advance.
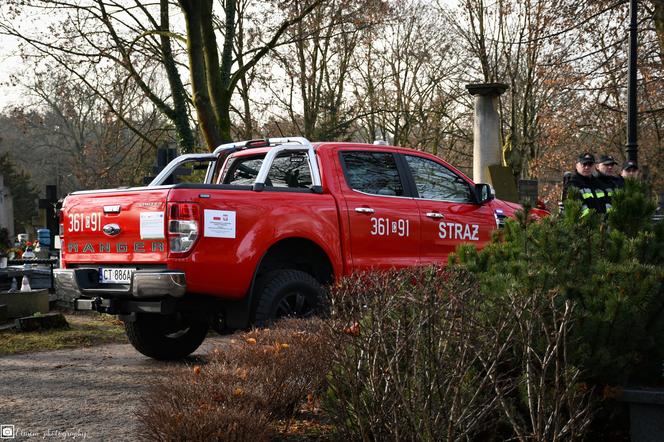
[518,179,539,205]
[488,164,519,203]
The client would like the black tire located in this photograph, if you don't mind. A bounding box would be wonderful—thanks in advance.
[253,270,325,327]
[123,313,208,360]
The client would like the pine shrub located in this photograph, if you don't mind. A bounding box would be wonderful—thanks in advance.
[452,179,664,438]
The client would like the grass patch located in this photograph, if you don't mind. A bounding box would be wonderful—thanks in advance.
[0,312,127,356]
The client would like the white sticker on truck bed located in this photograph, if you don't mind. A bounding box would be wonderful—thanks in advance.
[140,212,165,239]
[205,210,236,238]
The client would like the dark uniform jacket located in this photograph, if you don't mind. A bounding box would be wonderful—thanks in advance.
[595,172,624,213]
[562,172,608,215]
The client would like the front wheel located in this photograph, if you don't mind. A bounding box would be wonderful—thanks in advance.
[253,270,325,327]
[124,313,208,360]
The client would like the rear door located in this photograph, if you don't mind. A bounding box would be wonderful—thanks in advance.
[402,154,496,264]
[338,150,420,270]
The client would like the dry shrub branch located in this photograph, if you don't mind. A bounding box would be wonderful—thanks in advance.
[136,319,332,441]
[324,267,592,441]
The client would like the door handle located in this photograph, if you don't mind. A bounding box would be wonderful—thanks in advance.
[426,212,445,219]
[355,207,375,214]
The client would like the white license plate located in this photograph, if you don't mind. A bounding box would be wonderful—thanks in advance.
[99,268,135,284]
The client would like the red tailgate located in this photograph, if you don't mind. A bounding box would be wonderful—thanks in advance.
[61,188,171,266]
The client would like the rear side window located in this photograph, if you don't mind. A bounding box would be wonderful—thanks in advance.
[266,152,313,188]
[341,151,404,196]
[404,155,473,202]
[220,151,313,189]
[221,157,263,185]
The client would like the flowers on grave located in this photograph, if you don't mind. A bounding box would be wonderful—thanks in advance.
[5,247,23,260]
[22,241,36,259]
[3,241,37,260]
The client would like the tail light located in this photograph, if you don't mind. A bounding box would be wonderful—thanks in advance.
[168,202,200,255]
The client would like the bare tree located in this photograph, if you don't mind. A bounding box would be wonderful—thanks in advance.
[2,63,165,192]
[349,1,466,161]
[176,0,323,148]
[0,0,196,151]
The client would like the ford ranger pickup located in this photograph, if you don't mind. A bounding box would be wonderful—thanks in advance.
[54,137,545,359]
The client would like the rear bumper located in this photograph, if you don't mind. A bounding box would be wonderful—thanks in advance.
[54,268,186,300]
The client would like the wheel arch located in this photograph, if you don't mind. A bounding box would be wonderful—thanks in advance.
[254,236,336,286]
[219,236,337,331]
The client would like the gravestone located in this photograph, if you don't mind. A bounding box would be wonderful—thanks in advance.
[38,185,58,247]
[518,179,539,205]
[143,146,178,185]
[15,312,68,332]
[0,289,49,318]
[487,165,519,203]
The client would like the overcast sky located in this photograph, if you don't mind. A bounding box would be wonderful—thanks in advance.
[0,34,22,109]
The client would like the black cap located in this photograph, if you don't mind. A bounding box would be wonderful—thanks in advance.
[598,154,617,165]
[622,160,638,171]
[577,153,595,165]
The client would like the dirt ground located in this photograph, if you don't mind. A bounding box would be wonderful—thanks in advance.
[0,336,230,441]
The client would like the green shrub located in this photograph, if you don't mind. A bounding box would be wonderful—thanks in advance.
[452,180,664,438]
[454,181,664,388]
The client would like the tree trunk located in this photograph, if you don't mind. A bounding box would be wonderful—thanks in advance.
[160,0,196,152]
[180,0,223,149]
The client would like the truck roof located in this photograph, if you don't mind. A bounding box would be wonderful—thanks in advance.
[229,141,418,156]
[228,141,473,184]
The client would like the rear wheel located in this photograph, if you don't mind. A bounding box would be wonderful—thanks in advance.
[123,313,208,360]
[253,270,325,327]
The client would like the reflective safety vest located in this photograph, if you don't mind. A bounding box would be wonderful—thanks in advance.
[563,173,607,215]
[595,173,625,214]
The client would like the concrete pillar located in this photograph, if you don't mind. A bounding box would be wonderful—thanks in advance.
[465,83,508,184]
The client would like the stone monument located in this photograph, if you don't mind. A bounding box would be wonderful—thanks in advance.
[465,83,519,202]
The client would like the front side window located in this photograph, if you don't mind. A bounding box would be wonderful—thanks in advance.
[341,151,404,196]
[405,155,473,202]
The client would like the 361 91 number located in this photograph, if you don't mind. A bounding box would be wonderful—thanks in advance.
[370,217,410,237]
[68,213,102,233]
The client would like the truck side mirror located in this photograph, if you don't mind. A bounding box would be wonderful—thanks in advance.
[476,183,494,204]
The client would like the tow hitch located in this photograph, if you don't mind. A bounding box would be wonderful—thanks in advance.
[75,297,114,313]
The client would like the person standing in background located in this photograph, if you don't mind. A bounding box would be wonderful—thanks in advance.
[562,153,607,216]
[621,160,640,180]
[595,154,624,212]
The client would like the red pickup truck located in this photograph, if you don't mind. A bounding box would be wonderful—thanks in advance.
[55,137,544,359]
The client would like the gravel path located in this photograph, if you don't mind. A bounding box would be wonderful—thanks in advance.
[0,336,231,441]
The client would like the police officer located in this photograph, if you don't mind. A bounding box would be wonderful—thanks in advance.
[595,154,624,212]
[562,153,607,216]
[596,155,624,187]
[621,160,640,179]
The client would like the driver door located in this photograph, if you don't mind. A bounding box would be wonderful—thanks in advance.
[402,154,496,264]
